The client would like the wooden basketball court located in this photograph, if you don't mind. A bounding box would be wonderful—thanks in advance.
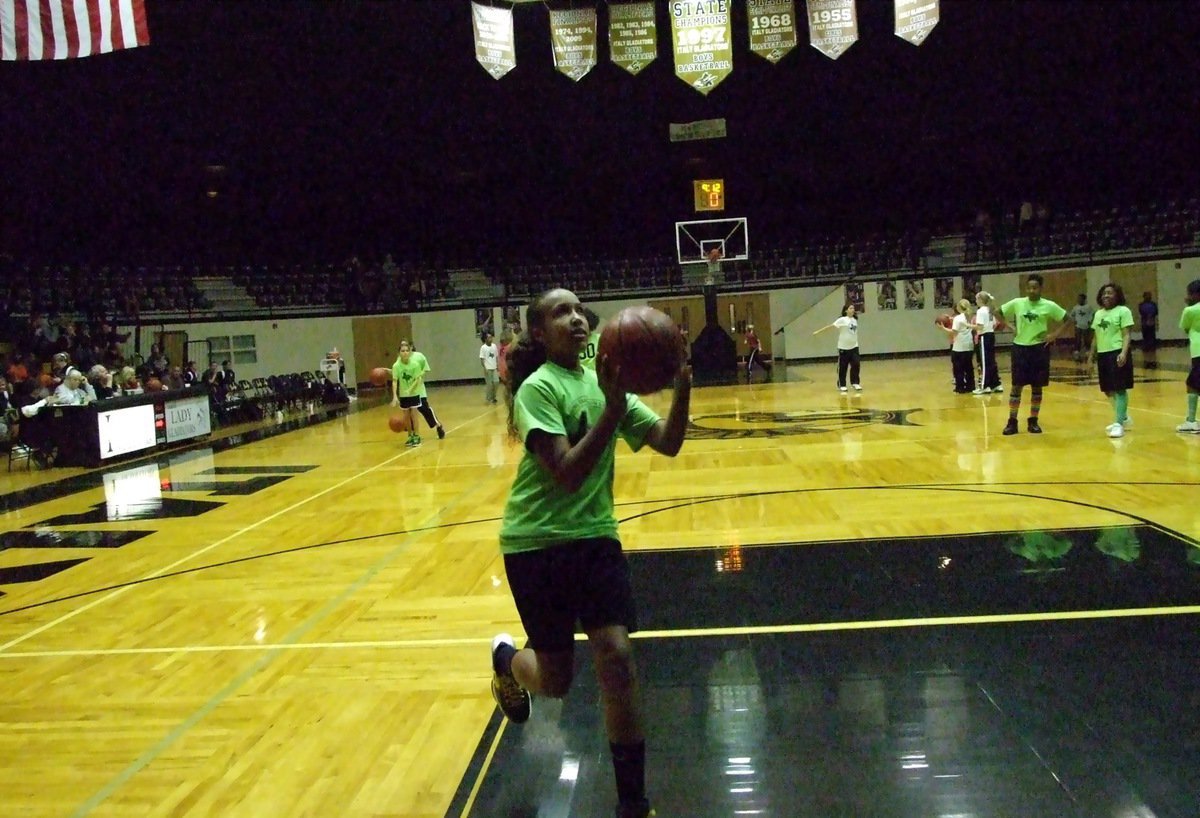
[2,347,1198,817]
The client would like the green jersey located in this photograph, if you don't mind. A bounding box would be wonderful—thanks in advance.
[500,361,660,555]
[391,351,430,398]
[579,331,601,370]
[1000,296,1067,346]
[1091,305,1134,353]
[1182,302,1200,358]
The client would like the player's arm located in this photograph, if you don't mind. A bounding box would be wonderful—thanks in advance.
[643,366,692,457]
[1117,325,1131,366]
[390,371,399,405]
[812,323,835,335]
[524,358,625,494]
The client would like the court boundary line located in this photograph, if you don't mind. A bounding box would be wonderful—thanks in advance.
[6,602,1200,661]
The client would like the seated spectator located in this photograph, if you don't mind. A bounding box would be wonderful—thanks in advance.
[117,366,143,395]
[183,360,199,386]
[166,365,186,390]
[220,360,236,386]
[0,375,13,441]
[87,365,116,400]
[53,367,96,406]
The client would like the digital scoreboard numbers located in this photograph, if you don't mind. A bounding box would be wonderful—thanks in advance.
[693,179,725,211]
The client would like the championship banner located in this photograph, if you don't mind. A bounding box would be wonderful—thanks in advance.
[894,0,938,45]
[471,1,516,80]
[747,0,798,64]
[669,0,734,96]
[609,2,657,75]
[805,0,858,60]
[549,7,597,81]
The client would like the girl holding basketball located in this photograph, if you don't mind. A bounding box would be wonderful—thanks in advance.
[490,288,691,818]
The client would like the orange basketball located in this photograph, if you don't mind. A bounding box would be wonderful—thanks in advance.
[388,412,412,433]
[370,367,390,387]
[597,306,683,395]
[935,313,954,328]
[144,377,164,392]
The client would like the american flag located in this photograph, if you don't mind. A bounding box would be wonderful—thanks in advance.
[1,0,148,61]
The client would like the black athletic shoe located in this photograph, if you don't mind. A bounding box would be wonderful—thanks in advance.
[1002,419,1019,436]
[436,424,446,439]
[1027,418,1042,434]
[490,634,530,723]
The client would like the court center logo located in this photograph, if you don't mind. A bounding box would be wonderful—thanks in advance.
[687,407,922,439]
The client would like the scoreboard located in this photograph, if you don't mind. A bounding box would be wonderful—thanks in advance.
[693,179,725,212]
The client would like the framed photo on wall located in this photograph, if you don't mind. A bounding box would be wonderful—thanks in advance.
[877,280,897,311]
[934,278,955,309]
[905,279,925,310]
[845,281,864,312]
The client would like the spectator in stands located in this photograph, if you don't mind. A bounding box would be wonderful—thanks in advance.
[220,360,237,386]
[183,361,199,386]
[166,365,186,391]
[0,375,13,441]
[6,353,30,389]
[1139,292,1159,351]
[54,367,96,405]
[148,344,170,379]
[1069,293,1095,361]
[87,365,116,400]
[203,362,222,389]
[102,342,126,371]
[117,366,143,395]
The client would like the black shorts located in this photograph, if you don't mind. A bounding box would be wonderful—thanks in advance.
[503,537,637,652]
[1096,350,1134,393]
[397,395,422,409]
[1188,357,1200,392]
[1010,343,1051,387]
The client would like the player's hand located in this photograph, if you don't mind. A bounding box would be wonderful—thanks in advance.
[1117,352,1127,367]
[597,352,624,408]
[390,397,399,407]
[675,364,693,390]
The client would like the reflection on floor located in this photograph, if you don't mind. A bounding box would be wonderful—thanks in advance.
[454,529,1200,817]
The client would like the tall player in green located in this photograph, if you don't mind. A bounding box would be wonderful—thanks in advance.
[998,274,1070,434]
[1177,279,1200,434]
[489,289,690,818]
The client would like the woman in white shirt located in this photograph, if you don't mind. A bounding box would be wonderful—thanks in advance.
[974,291,1003,394]
[813,303,861,392]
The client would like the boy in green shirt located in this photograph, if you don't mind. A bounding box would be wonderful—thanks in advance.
[1177,280,1200,433]
[490,289,690,818]
[998,274,1069,434]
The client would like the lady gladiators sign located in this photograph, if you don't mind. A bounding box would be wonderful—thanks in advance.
[669,1,733,95]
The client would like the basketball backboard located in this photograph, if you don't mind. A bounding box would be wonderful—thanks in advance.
[674,216,749,266]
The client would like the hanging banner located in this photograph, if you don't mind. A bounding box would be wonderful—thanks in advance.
[805,0,858,60]
[894,0,939,45]
[669,118,728,142]
[609,2,657,75]
[471,2,517,80]
[549,7,598,81]
[670,0,734,96]
[747,0,798,64]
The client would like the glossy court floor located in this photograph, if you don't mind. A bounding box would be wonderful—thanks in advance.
[1,347,1198,818]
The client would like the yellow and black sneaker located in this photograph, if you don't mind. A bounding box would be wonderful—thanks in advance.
[490,633,530,723]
